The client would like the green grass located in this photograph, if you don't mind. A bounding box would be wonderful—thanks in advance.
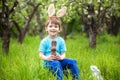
[0,33,120,80]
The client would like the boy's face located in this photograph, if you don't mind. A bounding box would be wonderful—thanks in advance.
[46,22,60,38]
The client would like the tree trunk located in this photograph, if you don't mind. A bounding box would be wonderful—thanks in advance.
[89,27,96,47]
[1,0,18,53]
[62,22,67,40]
[12,20,22,42]
[2,23,12,53]
[36,10,44,39]
[19,3,40,43]
[106,16,120,36]
[88,16,96,47]
[81,15,89,37]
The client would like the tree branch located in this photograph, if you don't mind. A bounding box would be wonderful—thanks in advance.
[9,0,18,14]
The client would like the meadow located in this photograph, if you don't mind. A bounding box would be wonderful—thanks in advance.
[0,33,120,80]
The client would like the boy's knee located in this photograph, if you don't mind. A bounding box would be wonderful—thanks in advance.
[72,59,77,63]
[52,60,61,67]
[69,59,77,64]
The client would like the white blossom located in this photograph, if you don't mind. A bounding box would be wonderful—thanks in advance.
[95,10,98,14]
[100,7,103,11]
[98,0,101,3]
[88,0,92,4]
[88,15,91,18]
[84,9,88,14]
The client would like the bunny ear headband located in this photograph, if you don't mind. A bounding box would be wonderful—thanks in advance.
[47,4,67,17]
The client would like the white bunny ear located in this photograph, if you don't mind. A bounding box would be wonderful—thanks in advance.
[48,4,55,17]
[56,6,67,17]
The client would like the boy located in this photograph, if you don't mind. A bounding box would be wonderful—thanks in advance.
[39,4,80,80]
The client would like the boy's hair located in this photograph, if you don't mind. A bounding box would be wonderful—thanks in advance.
[45,16,62,31]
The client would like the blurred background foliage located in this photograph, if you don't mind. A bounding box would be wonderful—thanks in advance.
[1,0,120,35]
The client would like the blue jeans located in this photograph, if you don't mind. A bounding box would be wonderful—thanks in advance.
[45,58,80,80]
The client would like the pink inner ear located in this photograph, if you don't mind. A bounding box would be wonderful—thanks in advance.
[48,4,55,17]
[56,7,67,17]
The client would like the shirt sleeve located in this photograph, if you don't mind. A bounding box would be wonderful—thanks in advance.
[39,40,46,53]
[60,38,67,53]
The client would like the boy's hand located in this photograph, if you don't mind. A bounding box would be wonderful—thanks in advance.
[55,54,64,60]
[47,55,56,61]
